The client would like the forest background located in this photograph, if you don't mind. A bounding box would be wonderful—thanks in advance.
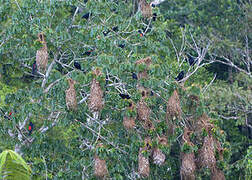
[0,0,251,179]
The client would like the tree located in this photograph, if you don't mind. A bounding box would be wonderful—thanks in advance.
[0,0,250,179]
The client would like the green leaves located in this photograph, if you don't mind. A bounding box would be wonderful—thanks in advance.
[0,150,32,180]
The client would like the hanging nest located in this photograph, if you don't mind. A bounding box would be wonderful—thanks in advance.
[123,116,136,130]
[94,155,109,179]
[137,85,149,99]
[211,167,225,180]
[193,113,214,143]
[180,127,196,180]
[88,69,104,112]
[152,148,166,165]
[123,102,136,130]
[135,57,152,79]
[152,136,168,165]
[138,137,151,177]
[188,95,200,112]
[138,0,152,18]
[137,99,151,122]
[197,135,216,170]
[65,78,77,110]
[36,32,48,72]
[142,119,155,130]
[166,90,182,120]
[138,147,150,177]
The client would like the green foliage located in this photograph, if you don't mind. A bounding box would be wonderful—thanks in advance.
[0,150,32,180]
[0,0,251,179]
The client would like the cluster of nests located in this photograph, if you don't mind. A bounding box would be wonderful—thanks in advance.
[180,114,226,180]
[36,33,224,179]
[65,55,226,179]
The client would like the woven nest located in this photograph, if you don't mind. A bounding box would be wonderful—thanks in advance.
[193,113,214,143]
[123,116,136,130]
[65,78,77,110]
[143,119,155,130]
[123,102,136,130]
[137,85,149,99]
[180,152,196,180]
[36,32,48,72]
[166,90,182,120]
[94,155,109,179]
[188,95,200,112]
[135,57,152,79]
[137,99,151,122]
[211,167,225,180]
[138,146,150,177]
[180,127,196,180]
[158,136,168,146]
[152,148,166,165]
[139,0,152,18]
[197,135,216,169]
[88,78,104,112]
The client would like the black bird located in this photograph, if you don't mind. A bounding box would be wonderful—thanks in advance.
[103,30,110,36]
[112,26,118,32]
[187,55,197,66]
[84,0,88,3]
[175,71,184,81]
[132,72,138,80]
[74,61,82,70]
[82,12,91,19]
[152,13,157,21]
[150,91,154,96]
[151,3,156,8]
[0,108,11,120]
[118,44,125,48]
[119,93,131,99]
[32,61,37,75]
[28,122,34,136]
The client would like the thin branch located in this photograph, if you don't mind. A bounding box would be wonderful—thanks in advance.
[202,73,217,93]
[75,119,128,154]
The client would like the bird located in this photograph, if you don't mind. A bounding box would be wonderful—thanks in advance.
[28,122,34,136]
[186,54,197,66]
[103,30,110,36]
[82,12,91,19]
[0,109,12,120]
[112,26,118,32]
[74,61,82,70]
[119,93,131,99]
[138,30,144,37]
[132,72,138,80]
[118,44,125,48]
[150,91,154,96]
[32,61,37,75]
[175,71,184,81]
[152,13,157,21]
[83,50,92,56]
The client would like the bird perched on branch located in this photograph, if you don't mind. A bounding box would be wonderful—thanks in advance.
[175,71,184,81]
[32,61,37,75]
[28,122,34,136]
[74,61,82,70]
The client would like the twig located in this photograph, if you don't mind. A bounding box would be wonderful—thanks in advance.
[202,73,217,93]
[74,119,128,154]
